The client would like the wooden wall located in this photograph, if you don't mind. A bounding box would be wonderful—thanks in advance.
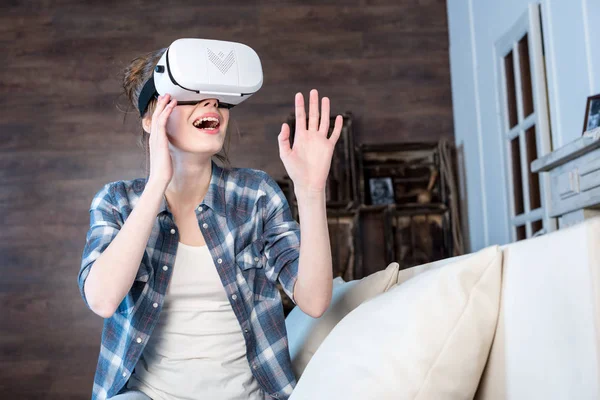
[0,0,452,398]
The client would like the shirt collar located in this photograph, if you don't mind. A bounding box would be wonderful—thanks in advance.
[156,159,226,217]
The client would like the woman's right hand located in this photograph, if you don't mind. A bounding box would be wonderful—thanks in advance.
[148,93,177,188]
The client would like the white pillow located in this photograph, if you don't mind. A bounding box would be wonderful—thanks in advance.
[290,245,503,400]
[395,252,474,286]
[286,263,400,379]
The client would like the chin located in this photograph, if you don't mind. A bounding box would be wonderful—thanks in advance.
[171,141,219,154]
[189,145,222,154]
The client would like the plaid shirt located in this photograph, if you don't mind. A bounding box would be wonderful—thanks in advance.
[78,160,301,400]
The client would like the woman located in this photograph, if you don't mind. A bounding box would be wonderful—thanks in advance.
[77,47,342,400]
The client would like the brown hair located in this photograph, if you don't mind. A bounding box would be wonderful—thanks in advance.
[120,47,233,179]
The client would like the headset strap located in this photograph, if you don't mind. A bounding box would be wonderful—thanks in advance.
[138,75,157,118]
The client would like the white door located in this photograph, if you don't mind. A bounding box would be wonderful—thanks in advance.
[495,3,555,241]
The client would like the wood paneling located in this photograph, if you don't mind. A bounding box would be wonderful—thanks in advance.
[0,0,453,397]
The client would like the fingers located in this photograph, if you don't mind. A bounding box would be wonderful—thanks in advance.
[329,115,343,144]
[278,123,292,158]
[152,94,170,120]
[152,94,176,132]
[296,89,331,136]
[295,92,306,133]
[319,97,331,136]
[308,89,319,132]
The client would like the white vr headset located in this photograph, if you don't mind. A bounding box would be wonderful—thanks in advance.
[138,38,263,117]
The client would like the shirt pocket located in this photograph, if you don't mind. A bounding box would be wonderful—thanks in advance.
[235,239,266,271]
[235,239,278,302]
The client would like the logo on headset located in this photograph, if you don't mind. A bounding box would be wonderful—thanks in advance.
[207,48,235,75]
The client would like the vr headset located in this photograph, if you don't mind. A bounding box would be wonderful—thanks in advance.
[138,38,263,117]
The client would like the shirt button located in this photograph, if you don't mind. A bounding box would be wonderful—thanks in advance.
[197,206,203,211]
[232,294,237,300]
[254,256,259,262]
[217,258,222,264]
[273,394,279,398]
[244,328,249,334]
[253,363,258,370]
[163,265,168,271]
[153,302,158,308]
[170,228,176,234]
[202,223,208,229]
[122,372,127,377]
[136,337,142,343]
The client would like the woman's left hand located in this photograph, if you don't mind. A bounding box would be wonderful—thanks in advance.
[278,89,343,193]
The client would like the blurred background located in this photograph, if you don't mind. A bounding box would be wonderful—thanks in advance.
[1,0,452,397]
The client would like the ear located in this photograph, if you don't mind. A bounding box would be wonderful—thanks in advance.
[142,114,152,134]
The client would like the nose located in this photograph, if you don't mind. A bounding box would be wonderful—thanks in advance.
[199,98,219,108]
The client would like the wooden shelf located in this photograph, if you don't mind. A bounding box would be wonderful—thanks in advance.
[532,131,600,172]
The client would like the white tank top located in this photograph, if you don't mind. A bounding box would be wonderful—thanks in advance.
[127,241,263,400]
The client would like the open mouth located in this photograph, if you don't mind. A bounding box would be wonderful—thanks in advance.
[192,117,220,132]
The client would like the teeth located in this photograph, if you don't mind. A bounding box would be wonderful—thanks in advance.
[193,116,220,128]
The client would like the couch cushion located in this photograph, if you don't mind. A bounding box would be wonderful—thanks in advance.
[290,245,502,400]
[476,217,600,400]
[286,262,400,379]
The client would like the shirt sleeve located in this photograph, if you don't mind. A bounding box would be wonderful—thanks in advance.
[78,182,123,310]
[260,173,301,305]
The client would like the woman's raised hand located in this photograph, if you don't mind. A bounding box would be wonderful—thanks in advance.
[148,93,176,188]
[278,89,343,193]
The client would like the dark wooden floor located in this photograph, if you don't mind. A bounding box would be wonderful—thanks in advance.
[0,0,452,398]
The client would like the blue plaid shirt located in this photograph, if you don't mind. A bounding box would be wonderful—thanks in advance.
[78,160,301,399]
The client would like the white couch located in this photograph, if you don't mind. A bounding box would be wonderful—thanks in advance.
[476,217,600,399]
[286,217,600,399]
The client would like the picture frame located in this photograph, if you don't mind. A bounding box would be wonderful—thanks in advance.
[583,94,600,134]
[356,142,444,207]
[368,177,395,205]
